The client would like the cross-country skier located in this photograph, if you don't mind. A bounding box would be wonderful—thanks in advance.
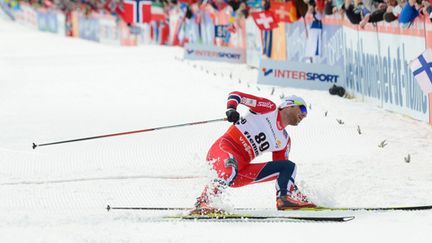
[192,91,316,214]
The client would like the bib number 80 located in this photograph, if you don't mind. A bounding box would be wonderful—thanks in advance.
[255,133,269,152]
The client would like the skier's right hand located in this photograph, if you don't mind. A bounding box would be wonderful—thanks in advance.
[226,108,240,123]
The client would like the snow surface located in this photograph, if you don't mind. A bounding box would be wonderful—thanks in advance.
[1,17,432,243]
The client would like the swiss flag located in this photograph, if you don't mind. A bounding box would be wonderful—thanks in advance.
[117,0,152,24]
[270,1,298,23]
[250,11,279,31]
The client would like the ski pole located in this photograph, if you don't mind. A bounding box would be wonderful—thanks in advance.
[32,117,227,149]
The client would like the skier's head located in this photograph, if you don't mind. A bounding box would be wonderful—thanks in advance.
[278,95,308,126]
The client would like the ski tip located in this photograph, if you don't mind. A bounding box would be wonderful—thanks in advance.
[288,216,356,222]
[343,216,355,222]
[32,143,37,150]
[106,205,111,211]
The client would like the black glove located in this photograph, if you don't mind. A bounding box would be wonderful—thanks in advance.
[226,108,240,123]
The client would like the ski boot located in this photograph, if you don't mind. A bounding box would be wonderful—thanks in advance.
[190,191,224,215]
[277,187,316,210]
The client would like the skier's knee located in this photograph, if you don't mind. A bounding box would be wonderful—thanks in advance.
[280,160,296,174]
[224,157,238,171]
[223,157,238,186]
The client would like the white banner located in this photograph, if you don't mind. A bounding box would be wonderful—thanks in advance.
[245,17,262,68]
[56,11,65,36]
[258,59,343,90]
[99,17,120,45]
[184,43,246,64]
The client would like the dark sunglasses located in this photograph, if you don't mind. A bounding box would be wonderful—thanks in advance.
[299,105,308,114]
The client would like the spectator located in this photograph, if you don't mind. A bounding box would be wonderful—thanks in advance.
[328,0,346,15]
[294,0,309,18]
[420,0,432,21]
[362,0,385,12]
[343,0,362,24]
[359,2,387,28]
[227,0,241,11]
[334,0,345,10]
[383,0,403,23]
[324,0,335,15]
[236,1,248,18]
[399,0,420,28]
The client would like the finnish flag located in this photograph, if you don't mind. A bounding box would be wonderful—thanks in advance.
[409,48,432,94]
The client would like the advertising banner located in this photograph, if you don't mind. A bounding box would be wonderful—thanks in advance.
[56,11,65,36]
[342,21,429,122]
[285,19,307,62]
[245,17,262,68]
[184,43,246,63]
[37,10,58,33]
[200,4,215,46]
[136,23,151,45]
[14,3,37,29]
[283,14,430,124]
[0,0,15,20]
[258,59,343,90]
[99,16,119,45]
[343,26,381,105]
[78,15,100,42]
[286,17,344,67]
[377,29,428,122]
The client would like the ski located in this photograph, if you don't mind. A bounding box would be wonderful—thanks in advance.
[106,204,432,212]
[106,205,193,211]
[166,213,354,222]
[288,205,432,211]
[106,205,354,222]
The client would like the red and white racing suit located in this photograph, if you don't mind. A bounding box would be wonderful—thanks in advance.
[207,91,297,196]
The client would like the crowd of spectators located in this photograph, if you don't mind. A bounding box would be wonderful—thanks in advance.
[12,0,430,29]
[325,0,431,28]
[16,0,123,15]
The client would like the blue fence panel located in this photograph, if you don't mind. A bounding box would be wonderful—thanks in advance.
[37,11,58,33]
[78,16,100,42]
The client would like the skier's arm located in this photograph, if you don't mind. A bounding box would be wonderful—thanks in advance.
[227,91,277,113]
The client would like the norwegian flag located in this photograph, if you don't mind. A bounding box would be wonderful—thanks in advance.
[250,11,279,31]
[270,1,298,23]
[117,0,152,24]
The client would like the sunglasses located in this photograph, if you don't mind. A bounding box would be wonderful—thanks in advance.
[284,100,308,114]
[299,105,308,114]
[291,100,307,114]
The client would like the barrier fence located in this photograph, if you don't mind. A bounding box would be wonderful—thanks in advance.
[283,14,431,124]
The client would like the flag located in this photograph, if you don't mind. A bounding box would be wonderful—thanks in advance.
[409,48,432,94]
[215,25,228,38]
[270,1,298,23]
[263,30,272,57]
[305,18,322,58]
[117,0,152,24]
[250,11,279,31]
[151,2,166,21]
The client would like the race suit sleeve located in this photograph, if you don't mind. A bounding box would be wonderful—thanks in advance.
[227,91,277,114]
[272,137,291,161]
